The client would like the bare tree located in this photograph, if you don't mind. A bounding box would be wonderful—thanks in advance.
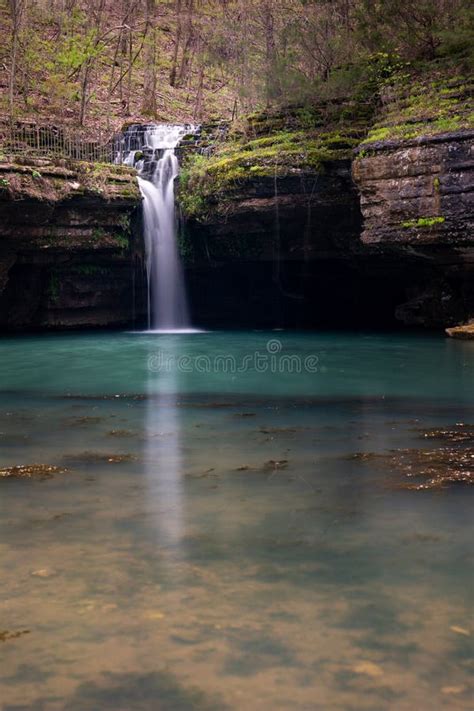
[142,0,158,116]
[7,0,27,121]
[170,0,183,87]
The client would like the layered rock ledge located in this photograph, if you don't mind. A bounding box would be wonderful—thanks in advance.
[0,158,144,329]
[352,130,474,326]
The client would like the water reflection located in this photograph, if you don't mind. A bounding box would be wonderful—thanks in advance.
[144,337,184,546]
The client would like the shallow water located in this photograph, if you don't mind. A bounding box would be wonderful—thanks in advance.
[1,331,473,710]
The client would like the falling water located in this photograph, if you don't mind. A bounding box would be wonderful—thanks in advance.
[121,124,197,333]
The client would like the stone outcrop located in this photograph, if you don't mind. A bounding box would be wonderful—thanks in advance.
[0,124,472,332]
[180,133,473,329]
[351,130,474,327]
[352,130,473,246]
[180,159,425,329]
[0,157,145,329]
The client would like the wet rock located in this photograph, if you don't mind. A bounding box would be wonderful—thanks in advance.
[417,424,474,444]
[31,568,57,578]
[352,661,384,678]
[441,686,467,695]
[349,443,473,490]
[0,464,68,479]
[446,321,474,340]
[263,460,289,471]
[450,625,471,637]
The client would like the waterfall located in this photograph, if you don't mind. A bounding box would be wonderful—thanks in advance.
[121,124,198,333]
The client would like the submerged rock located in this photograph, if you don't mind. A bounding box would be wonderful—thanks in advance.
[107,429,135,438]
[0,464,67,479]
[0,629,30,642]
[64,415,105,427]
[31,568,57,578]
[446,321,474,340]
[349,440,473,491]
[418,424,474,443]
[352,661,384,678]
[63,451,137,464]
[262,460,289,471]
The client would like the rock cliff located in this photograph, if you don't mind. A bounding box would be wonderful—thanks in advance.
[352,130,474,326]
[0,157,145,329]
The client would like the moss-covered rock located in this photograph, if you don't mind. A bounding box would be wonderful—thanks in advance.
[178,119,362,221]
[360,69,474,146]
[0,156,140,203]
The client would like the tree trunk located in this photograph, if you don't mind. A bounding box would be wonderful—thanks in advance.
[8,0,26,122]
[262,0,280,104]
[169,0,182,87]
[177,0,194,86]
[142,0,157,116]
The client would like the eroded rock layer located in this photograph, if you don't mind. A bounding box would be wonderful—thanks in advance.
[0,158,145,329]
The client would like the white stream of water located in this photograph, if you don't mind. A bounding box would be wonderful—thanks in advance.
[122,124,198,333]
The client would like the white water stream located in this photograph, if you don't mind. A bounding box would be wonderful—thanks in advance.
[122,124,198,333]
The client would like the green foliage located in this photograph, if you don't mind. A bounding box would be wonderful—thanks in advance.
[118,213,131,231]
[114,233,129,250]
[402,216,445,228]
[92,227,107,241]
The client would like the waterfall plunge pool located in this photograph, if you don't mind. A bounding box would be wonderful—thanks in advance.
[0,330,473,710]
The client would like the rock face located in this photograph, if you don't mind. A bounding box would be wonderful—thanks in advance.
[181,139,474,329]
[351,130,474,327]
[0,158,145,330]
[353,130,473,245]
[181,159,421,329]
[0,127,472,332]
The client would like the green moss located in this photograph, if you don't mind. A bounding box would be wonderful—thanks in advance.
[401,216,445,228]
[92,227,107,241]
[114,233,129,250]
[362,69,474,145]
[118,213,131,230]
[178,126,356,220]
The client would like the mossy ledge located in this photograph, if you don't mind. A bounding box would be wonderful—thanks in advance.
[177,111,363,222]
[0,156,141,203]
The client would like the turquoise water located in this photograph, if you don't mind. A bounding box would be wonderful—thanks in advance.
[0,331,473,710]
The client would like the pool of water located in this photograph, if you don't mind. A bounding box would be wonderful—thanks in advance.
[0,331,473,710]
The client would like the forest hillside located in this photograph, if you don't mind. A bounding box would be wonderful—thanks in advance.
[1,0,473,138]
